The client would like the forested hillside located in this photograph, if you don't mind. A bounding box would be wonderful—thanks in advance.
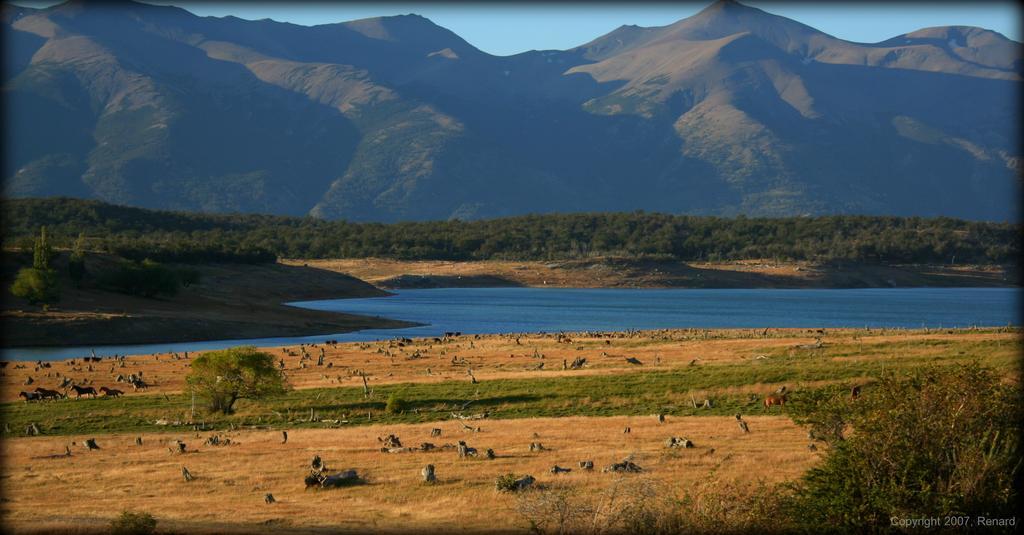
[3,198,1017,264]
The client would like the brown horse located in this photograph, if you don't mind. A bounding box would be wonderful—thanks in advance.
[763,394,787,410]
[70,385,98,399]
[18,391,41,402]
[33,387,64,400]
[99,386,124,398]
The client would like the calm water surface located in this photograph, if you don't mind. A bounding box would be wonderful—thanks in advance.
[4,287,1018,361]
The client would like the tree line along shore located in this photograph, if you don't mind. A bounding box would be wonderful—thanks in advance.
[4,197,1018,265]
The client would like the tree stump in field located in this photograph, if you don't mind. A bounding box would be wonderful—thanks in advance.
[26,423,41,436]
[281,431,288,444]
[265,493,276,504]
[135,437,143,446]
[485,448,495,459]
[310,455,325,473]
[421,464,436,483]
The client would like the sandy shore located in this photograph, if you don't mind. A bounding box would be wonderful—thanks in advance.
[287,257,1017,289]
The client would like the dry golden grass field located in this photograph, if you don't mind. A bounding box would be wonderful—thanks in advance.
[0,415,815,534]
[1,327,1019,533]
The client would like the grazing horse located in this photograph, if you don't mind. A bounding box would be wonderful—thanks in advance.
[70,385,98,399]
[763,394,787,410]
[18,391,41,402]
[99,386,124,398]
[33,387,64,400]
[130,379,149,391]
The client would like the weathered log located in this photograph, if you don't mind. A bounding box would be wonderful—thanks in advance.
[604,459,643,473]
[550,465,572,474]
[665,436,694,449]
[318,470,361,489]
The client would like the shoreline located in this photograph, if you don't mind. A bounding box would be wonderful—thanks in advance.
[287,258,1019,290]
[0,258,414,349]
[1,325,1017,399]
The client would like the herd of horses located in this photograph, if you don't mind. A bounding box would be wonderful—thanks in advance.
[18,384,125,402]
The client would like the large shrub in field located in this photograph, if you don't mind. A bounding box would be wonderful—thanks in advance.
[186,346,288,414]
[787,364,1021,529]
[10,267,60,306]
[97,258,181,298]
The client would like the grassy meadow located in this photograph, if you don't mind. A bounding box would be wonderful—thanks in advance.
[1,327,1020,533]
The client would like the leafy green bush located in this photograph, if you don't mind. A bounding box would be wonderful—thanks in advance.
[10,267,60,306]
[385,392,409,414]
[109,510,157,535]
[186,346,289,414]
[786,364,1021,529]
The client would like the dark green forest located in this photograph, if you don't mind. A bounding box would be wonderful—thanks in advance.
[2,198,1018,265]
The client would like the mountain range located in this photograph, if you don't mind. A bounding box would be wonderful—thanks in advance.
[3,0,1021,221]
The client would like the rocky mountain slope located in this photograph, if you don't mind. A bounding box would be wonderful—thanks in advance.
[3,0,1020,221]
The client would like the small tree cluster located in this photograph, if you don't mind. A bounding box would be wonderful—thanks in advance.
[10,226,60,307]
[97,259,183,298]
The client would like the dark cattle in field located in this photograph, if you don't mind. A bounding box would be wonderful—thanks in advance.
[70,385,97,399]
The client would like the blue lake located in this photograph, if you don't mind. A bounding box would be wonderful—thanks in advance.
[3,287,1019,361]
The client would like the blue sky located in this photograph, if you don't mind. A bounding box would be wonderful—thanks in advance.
[13,2,1021,56]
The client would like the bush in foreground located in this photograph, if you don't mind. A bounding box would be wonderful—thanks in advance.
[109,510,157,535]
[786,363,1021,529]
